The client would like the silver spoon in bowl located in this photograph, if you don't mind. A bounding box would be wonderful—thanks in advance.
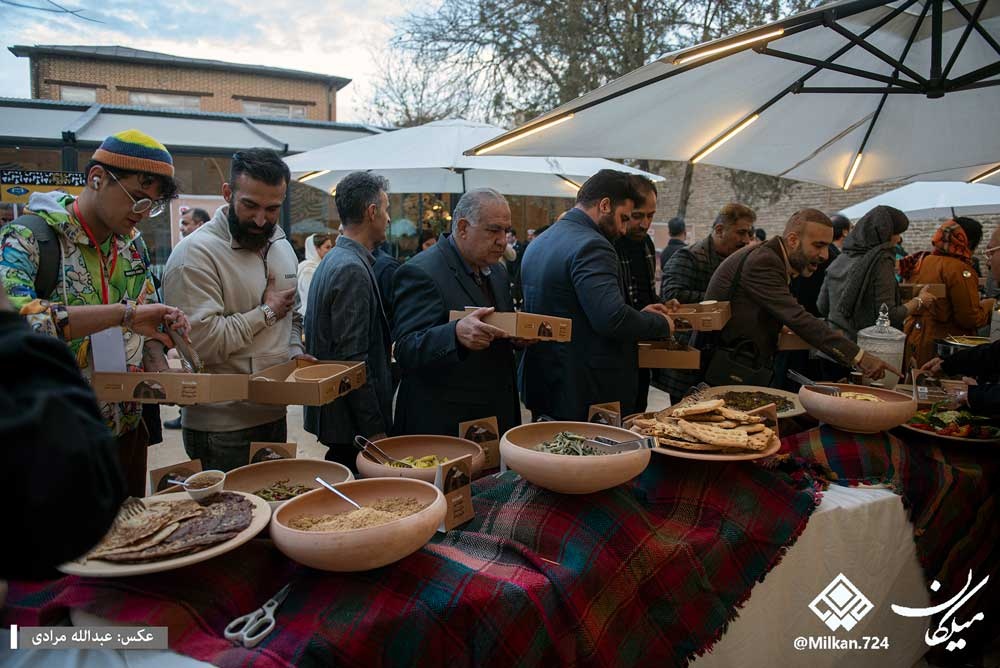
[314,476,362,510]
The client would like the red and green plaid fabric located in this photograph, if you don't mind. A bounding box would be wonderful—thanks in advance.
[2,455,821,668]
[780,426,1000,630]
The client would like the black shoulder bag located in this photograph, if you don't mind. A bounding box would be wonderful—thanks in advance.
[702,247,774,387]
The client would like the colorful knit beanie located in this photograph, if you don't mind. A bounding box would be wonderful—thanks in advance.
[93,129,174,178]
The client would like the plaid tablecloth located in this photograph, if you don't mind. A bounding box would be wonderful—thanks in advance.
[3,455,822,668]
[780,426,1000,646]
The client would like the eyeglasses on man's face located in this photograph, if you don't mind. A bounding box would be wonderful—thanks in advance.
[107,170,167,217]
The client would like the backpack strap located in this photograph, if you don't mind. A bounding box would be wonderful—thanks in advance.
[15,214,61,299]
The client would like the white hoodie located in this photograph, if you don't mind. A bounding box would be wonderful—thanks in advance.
[296,233,322,317]
[162,206,304,432]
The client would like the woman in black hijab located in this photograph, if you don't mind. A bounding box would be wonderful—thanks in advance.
[819,205,937,340]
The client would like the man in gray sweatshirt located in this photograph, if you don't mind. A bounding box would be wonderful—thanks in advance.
[163,149,309,471]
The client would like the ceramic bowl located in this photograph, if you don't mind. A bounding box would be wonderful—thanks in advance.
[285,363,349,383]
[798,383,917,433]
[270,477,446,571]
[224,458,354,511]
[183,469,226,502]
[356,435,485,482]
[499,422,651,494]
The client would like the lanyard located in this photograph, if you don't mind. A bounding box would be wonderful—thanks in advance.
[74,201,118,304]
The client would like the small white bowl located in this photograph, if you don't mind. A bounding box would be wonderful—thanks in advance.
[183,469,226,502]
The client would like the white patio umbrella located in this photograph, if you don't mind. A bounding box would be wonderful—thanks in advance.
[466,0,1000,190]
[284,119,662,197]
[840,180,1000,219]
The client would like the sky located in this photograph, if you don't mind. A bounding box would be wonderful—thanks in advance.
[0,0,431,123]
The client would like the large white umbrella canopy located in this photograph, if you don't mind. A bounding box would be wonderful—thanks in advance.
[284,119,663,198]
[840,180,1000,219]
[466,0,1000,190]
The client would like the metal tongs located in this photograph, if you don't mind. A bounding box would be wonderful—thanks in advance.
[168,328,203,373]
[787,369,841,396]
[584,434,656,454]
[353,435,415,467]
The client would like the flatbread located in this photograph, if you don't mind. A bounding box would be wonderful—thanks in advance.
[98,493,253,564]
[678,419,749,448]
[671,400,725,417]
[684,413,727,423]
[89,499,204,555]
[717,407,765,423]
[657,437,724,451]
[747,430,774,451]
[734,423,767,434]
[89,522,180,559]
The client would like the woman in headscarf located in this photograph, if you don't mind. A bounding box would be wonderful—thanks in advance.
[297,233,334,317]
[899,219,995,366]
[819,205,936,340]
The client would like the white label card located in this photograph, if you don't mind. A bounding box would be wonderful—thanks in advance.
[90,327,127,372]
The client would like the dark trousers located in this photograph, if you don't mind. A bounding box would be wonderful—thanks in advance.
[117,422,150,498]
[183,418,287,472]
[324,442,359,473]
[635,368,650,414]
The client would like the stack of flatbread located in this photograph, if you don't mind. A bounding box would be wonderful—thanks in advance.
[630,399,775,454]
[85,492,254,564]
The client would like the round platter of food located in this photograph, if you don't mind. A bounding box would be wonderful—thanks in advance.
[627,398,781,461]
[899,404,1000,444]
[696,385,805,418]
[59,491,271,577]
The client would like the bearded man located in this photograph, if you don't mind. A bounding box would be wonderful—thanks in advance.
[704,208,896,386]
[163,148,312,471]
[519,169,676,421]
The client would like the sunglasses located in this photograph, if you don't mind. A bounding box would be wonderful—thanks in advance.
[107,170,167,217]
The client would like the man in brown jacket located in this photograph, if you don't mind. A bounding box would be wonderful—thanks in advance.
[705,209,896,384]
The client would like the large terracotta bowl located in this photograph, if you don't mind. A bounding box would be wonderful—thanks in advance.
[798,383,917,433]
[224,458,354,511]
[356,435,485,482]
[499,422,651,494]
[270,477,446,572]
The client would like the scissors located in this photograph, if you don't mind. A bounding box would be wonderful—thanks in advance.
[224,584,291,648]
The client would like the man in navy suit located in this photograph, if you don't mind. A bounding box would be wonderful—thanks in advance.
[520,170,676,421]
[391,188,522,436]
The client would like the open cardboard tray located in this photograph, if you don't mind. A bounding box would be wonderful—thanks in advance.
[59,491,271,577]
[92,371,247,405]
[249,359,366,406]
[777,330,811,351]
[670,301,731,332]
[638,341,700,369]
[449,308,572,342]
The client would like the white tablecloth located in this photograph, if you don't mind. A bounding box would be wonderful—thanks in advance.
[2,487,932,668]
[693,485,931,668]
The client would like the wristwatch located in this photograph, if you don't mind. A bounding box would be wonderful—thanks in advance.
[260,303,277,327]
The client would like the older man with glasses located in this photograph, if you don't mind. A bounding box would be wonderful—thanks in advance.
[0,129,190,496]
[391,188,523,437]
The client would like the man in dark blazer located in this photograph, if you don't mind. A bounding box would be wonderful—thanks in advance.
[705,208,895,383]
[305,172,394,469]
[391,188,521,436]
[520,169,676,421]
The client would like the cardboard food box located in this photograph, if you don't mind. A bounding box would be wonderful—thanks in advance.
[670,301,732,332]
[777,331,811,351]
[449,308,572,342]
[248,359,366,406]
[637,341,701,369]
[92,371,247,405]
[899,283,947,299]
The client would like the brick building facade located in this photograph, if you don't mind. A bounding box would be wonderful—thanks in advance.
[10,45,350,122]
[653,161,999,256]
